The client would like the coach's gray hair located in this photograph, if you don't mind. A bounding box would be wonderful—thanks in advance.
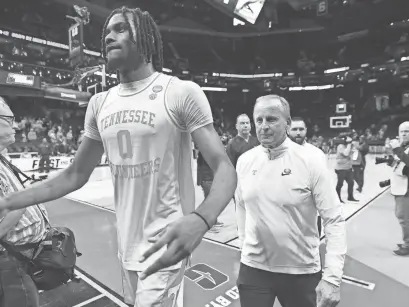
[254,94,291,120]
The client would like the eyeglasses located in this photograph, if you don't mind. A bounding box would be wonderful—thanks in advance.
[0,115,15,126]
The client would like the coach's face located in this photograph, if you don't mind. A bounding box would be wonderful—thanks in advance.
[104,13,139,71]
[254,98,289,149]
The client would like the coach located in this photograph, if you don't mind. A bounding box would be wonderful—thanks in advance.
[235,95,346,307]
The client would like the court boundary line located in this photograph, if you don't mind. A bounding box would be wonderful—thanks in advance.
[74,268,128,307]
[72,294,105,307]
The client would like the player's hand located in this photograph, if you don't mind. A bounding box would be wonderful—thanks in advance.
[316,279,341,307]
[139,213,209,280]
[389,139,401,149]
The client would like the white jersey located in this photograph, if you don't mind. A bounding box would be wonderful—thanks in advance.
[84,72,213,271]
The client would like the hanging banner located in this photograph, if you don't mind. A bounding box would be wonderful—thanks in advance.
[43,86,92,104]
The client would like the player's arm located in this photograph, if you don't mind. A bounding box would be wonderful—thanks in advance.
[235,158,246,250]
[192,123,237,226]
[1,138,103,213]
[175,81,236,226]
[0,94,105,213]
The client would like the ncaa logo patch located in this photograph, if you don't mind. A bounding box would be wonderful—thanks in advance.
[152,85,163,93]
[185,263,229,290]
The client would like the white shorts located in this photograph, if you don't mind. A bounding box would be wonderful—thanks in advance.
[120,259,188,307]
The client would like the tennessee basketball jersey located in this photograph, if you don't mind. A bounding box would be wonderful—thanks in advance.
[84,72,213,271]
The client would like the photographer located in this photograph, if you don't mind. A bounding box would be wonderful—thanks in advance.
[335,135,359,203]
[0,97,49,307]
[389,121,409,256]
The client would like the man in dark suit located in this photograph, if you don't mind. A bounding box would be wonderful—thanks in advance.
[226,114,259,168]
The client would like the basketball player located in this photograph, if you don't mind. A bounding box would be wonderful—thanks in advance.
[288,117,328,235]
[0,7,237,307]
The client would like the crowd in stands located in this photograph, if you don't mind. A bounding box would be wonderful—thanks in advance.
[7,99,85,157]
[10,116,85,157]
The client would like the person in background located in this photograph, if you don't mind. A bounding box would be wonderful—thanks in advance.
[351,140,365,193]
[358,135,369,168]
[66,127,73,144]
[388,122,409,256]
[0,96,49,307]
[38,138,51,173]
[226,114,259,168]
[27,128,37,142]
[235,95,346,307]
[335,135,358,203]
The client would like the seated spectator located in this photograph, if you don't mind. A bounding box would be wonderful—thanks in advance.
[56,126,64,142]
[48,128,57,143]
[27,128,37,141]
[57,139,70,155]
[66,127,73,143]
[21,132,27,143]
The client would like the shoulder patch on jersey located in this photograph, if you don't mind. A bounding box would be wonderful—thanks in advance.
[152,85,163,93]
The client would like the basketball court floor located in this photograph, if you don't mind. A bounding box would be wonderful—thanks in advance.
[35,155,409,307]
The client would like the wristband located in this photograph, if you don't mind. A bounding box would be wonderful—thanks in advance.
[191,212,211,230]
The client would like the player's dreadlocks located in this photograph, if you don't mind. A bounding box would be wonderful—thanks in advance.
[101,7,163,72]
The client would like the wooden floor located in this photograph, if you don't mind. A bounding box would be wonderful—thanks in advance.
[37,154,409,306]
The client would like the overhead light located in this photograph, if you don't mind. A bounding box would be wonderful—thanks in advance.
[202,87,227,92]
[324,67,349,74]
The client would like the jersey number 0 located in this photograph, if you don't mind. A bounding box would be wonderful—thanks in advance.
[117,130,133,159]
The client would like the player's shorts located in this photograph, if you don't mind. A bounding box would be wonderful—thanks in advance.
[120,259,188,307]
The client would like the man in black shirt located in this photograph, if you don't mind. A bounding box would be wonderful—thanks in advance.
[226,114,259,168]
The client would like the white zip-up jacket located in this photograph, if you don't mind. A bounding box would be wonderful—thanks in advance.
[235,138,346,286]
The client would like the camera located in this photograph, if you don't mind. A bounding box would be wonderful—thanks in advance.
[379,179,391,188]
[375,155,394,166]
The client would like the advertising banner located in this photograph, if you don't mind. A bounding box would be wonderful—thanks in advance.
[9,155,109,172]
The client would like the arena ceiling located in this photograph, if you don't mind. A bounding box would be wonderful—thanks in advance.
[48,0,409,37]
